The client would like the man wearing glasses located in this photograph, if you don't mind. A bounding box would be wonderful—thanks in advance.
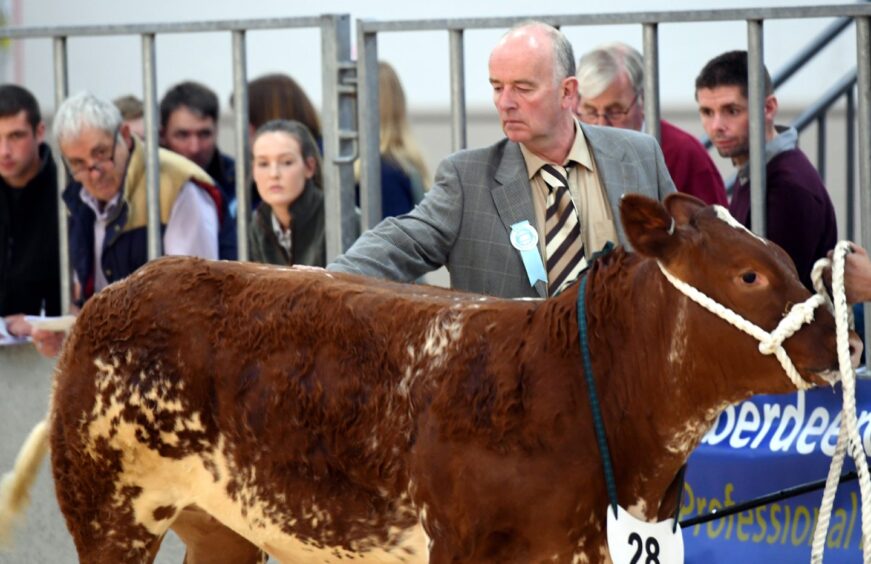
[56,91,222,306]
[576,42,728,206]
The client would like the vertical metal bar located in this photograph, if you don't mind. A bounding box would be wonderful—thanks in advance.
[320,14,357,259]
[856,16,871,356]
[747,20,767,237]
[449,28,467,152]
[141,33,161,260]
[816,114,827,183]
[642,23,661,143]
[847,88,856,241]
[357,25,381,231]
[231,29,250,261]
[52,36,70,313]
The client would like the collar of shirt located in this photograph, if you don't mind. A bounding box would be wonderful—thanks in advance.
[519,119,594,179]
[79,188,122,221]
[270,210,293,255]
[736,124,799,186]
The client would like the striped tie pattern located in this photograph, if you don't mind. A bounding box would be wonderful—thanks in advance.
[541,163,587,296]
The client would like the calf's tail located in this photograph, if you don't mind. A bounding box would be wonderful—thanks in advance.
[0,419,50,549]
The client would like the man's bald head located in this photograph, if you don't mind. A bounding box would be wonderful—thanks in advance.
[488,21,579,163]
[494,22,576,85]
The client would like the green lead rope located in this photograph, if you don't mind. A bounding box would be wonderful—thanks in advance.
[577,270,620,518]
[576,242,686,529]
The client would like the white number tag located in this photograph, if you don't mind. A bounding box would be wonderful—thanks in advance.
[606,505,684,564]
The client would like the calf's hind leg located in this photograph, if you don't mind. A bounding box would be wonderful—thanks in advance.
[64,507,170,564]
[51,427,176,562]
[57,486,176,564]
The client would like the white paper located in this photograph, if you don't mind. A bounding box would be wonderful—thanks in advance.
[26,315,77,332]
[0,318,29,346]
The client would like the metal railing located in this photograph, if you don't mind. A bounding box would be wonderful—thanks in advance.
[0,15,359,312]
[2,7,870,329]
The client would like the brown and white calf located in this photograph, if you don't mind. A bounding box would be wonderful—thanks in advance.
[0,193,854,563]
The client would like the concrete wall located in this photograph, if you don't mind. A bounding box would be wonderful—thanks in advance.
[11,0,859,113]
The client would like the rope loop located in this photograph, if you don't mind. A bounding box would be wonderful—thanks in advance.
[759,294,825,355]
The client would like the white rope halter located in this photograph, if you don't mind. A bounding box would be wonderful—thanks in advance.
[658,240,871,562]
[656,262,825,391]
[809,241,871,564]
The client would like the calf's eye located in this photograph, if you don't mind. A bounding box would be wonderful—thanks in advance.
[741,272,758,284]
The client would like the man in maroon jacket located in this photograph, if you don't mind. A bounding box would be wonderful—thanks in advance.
[695,50,836,290]
[576,42,728,206]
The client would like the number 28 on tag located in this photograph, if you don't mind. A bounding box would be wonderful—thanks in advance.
[606,505,684,564]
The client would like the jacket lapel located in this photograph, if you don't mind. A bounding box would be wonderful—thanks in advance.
[492,142,547,298]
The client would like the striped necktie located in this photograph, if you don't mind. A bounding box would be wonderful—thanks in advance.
[540,163,587,296]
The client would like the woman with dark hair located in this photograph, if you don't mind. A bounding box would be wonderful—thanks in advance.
[248,119,325,267]
[247,73,321,143]
[233,73,323,208]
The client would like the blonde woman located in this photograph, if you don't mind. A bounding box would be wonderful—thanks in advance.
[368,62,430,217]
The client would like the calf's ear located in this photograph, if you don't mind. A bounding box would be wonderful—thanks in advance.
[664,192,706,226]
[620,193,681,259]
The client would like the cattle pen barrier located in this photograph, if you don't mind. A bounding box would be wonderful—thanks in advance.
[354,4,871,352]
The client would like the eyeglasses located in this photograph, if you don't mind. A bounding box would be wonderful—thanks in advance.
[65,127,120,179]
[578,95,639,124]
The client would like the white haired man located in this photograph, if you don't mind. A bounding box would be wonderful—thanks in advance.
[56,91,221,305]
[32,92,222,355]
[576,42,728,206]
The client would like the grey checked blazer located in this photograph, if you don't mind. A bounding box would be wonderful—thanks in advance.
[329,123,676,298]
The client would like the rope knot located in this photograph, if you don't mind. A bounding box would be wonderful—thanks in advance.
[761,294,826,358]
[758,339,779,356]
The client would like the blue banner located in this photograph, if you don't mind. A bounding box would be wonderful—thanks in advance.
[681,382,870,562]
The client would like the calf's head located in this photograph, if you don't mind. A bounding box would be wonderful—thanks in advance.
[619,193,858,394]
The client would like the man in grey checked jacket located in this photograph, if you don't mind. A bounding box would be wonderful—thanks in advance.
[330,21,676,298]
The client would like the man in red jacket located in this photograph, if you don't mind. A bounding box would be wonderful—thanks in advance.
[576,42,728,206]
